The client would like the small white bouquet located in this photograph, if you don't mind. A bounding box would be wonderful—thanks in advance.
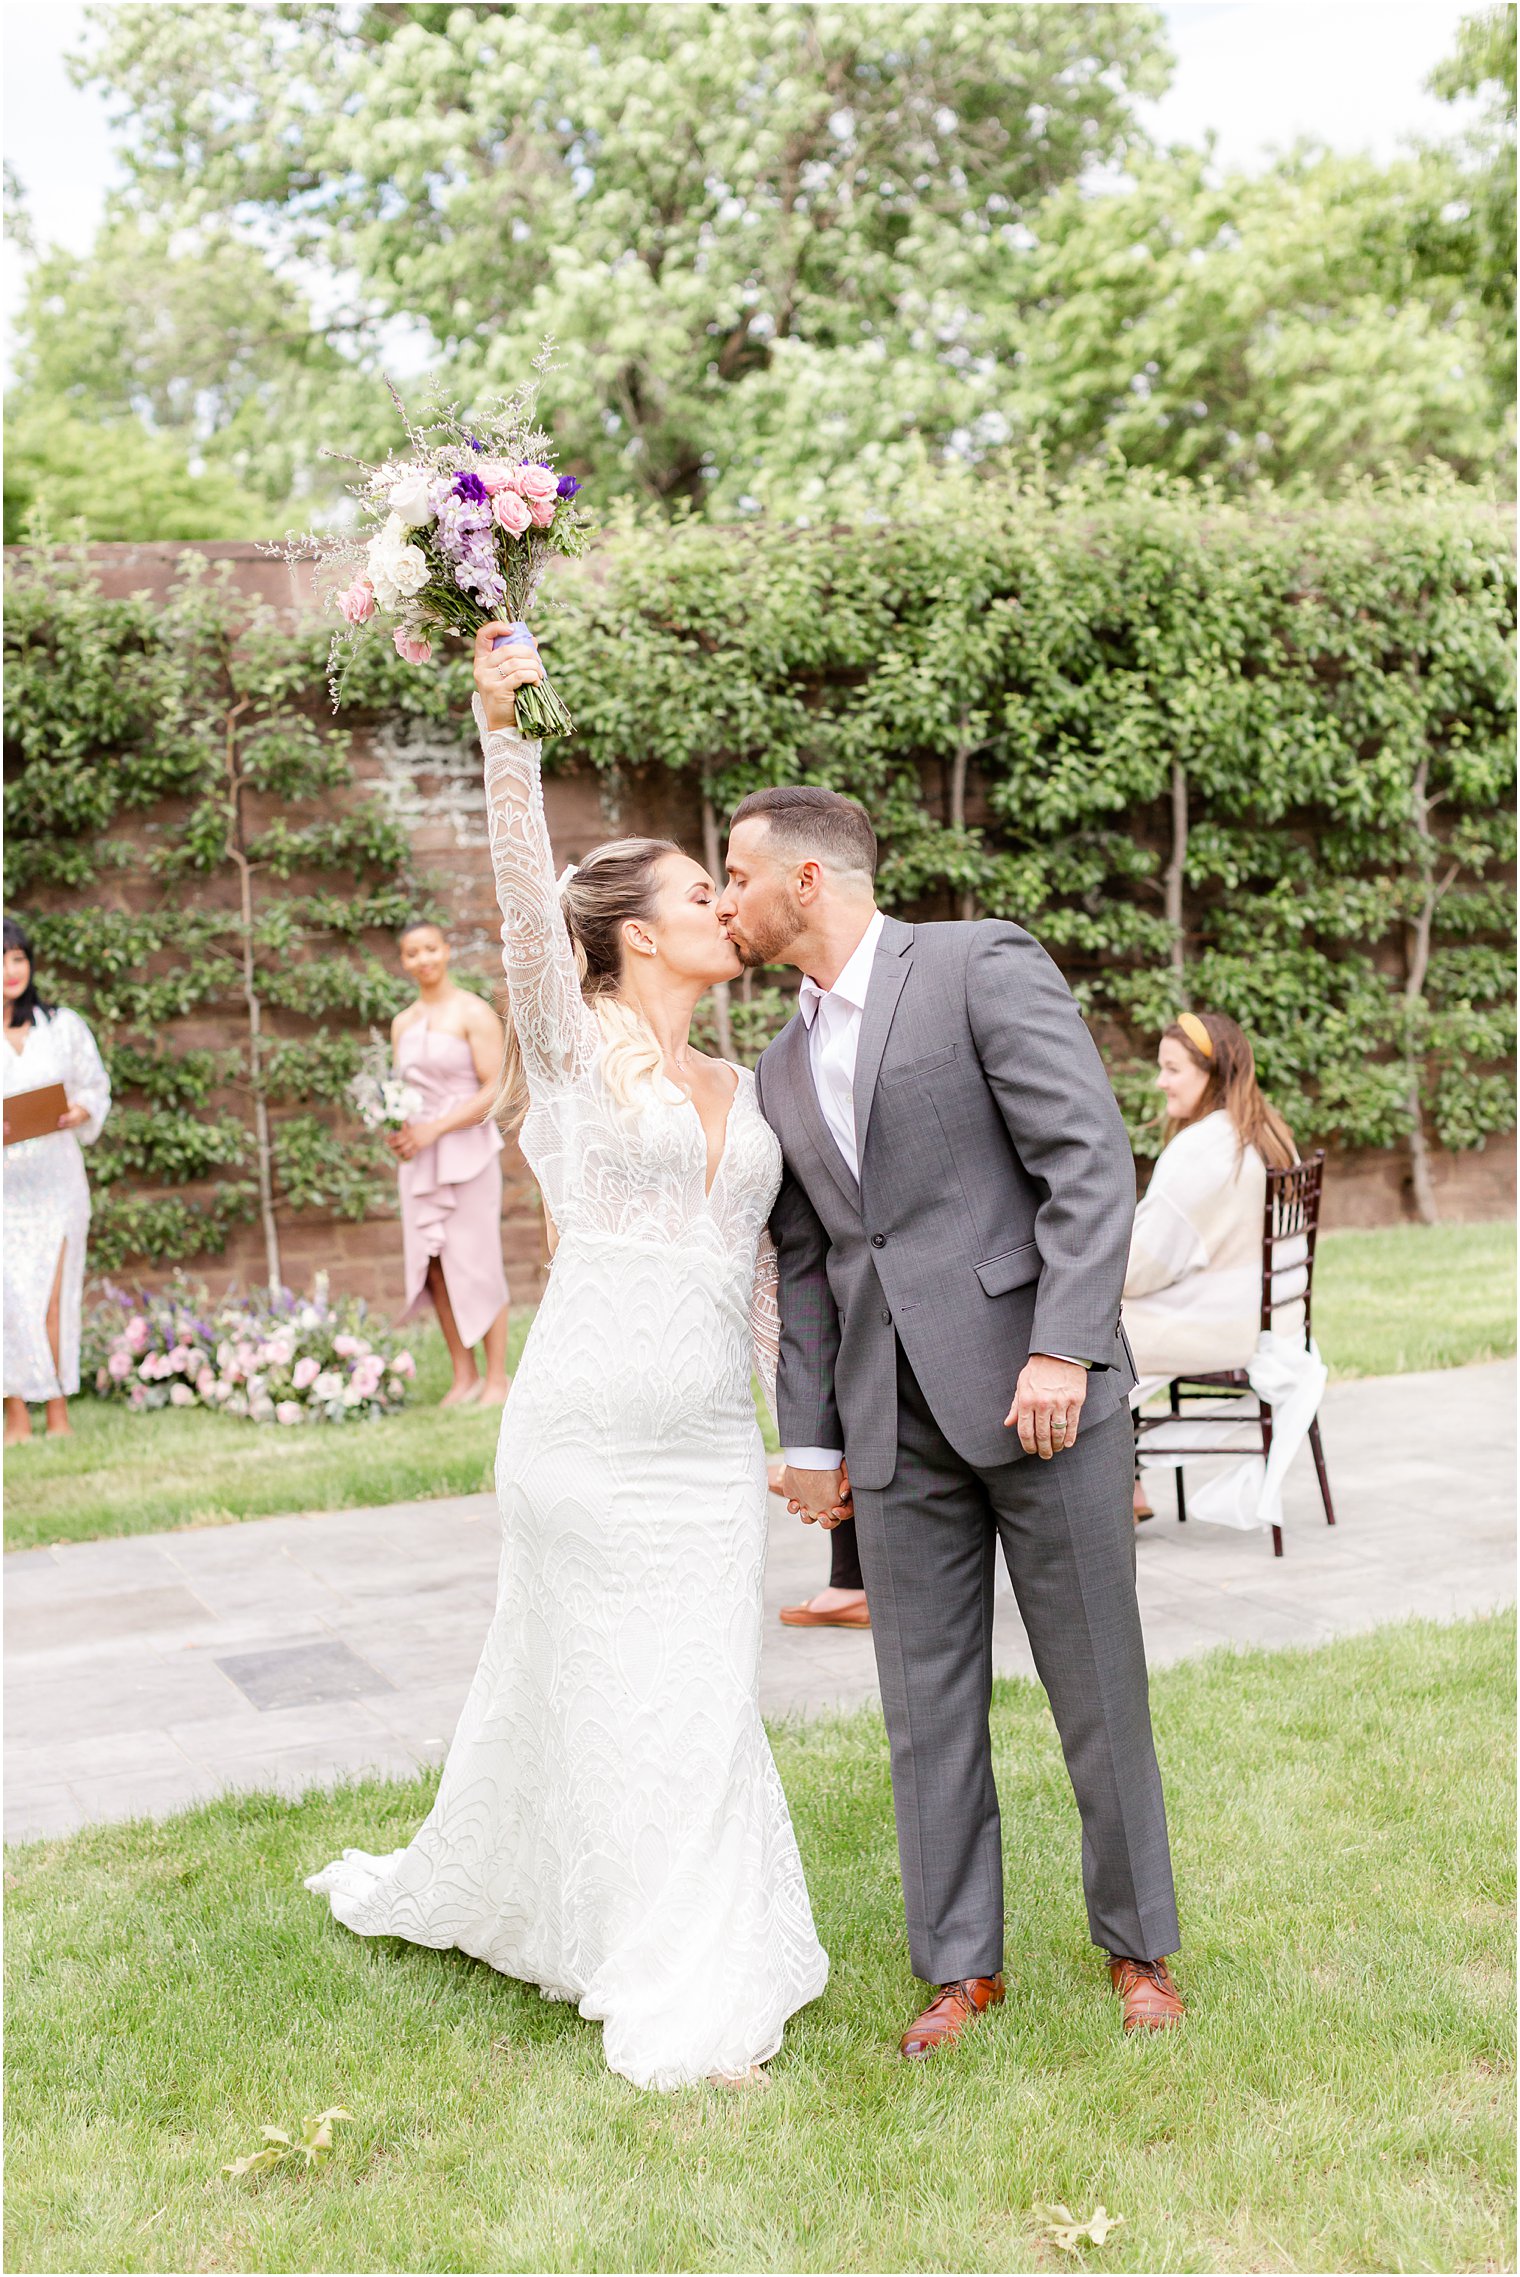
[348,1038,422,1133]
[268,349,590,735]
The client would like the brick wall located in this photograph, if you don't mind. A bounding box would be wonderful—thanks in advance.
[34,544,1517,1316]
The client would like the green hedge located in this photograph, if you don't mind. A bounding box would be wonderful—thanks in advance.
[4,476,1513,1271]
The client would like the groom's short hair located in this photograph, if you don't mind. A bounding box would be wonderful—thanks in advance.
[729,785,877,880]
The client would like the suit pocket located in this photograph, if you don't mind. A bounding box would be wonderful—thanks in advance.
[884,1044,959,1084]
[974,1241,1041,1297]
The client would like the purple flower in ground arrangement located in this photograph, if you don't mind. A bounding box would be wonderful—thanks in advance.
[452,470,490,505]
[556,474,581,498]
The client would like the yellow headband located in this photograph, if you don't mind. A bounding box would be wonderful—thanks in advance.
[1176,1011,1214,1058]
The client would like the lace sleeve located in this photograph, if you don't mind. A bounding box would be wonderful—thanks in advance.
[474,693,597,1091]
[750,1224,780,1421]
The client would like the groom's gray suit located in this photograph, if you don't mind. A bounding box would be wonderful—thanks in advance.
[755,912,1179,1980]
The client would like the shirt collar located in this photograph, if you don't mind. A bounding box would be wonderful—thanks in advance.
[798,909,885,1026]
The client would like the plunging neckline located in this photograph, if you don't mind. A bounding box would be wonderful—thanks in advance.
[665,1060,742,1202]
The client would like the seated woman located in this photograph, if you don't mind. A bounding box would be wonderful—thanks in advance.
[1124,1012,1303,1514]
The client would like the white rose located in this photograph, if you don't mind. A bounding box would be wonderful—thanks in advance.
[388,470,436,526]
[388,544,430,598]
[311,1371,342,1402]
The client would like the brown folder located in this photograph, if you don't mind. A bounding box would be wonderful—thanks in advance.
[3,1082,69,1146]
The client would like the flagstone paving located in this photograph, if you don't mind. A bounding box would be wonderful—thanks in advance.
[5,1360,1512,1844]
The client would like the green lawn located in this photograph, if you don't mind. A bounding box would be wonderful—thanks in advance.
[5,1615,1513,2275]
[4,1220,1512,1554]
[1312,1218,1515,1379]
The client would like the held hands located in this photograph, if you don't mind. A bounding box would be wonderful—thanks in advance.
[1005,1353,1088,1460]
[472,620,545,733]
[784,1462,854,1530]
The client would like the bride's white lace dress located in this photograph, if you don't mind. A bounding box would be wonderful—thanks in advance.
[307,704,828,2089]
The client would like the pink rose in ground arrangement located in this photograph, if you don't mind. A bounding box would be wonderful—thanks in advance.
[333,1334,370,1359]
[350,1360,384,1399]
[391,1350,415,1378]
[169,1383,196,1406]
[492,488,531,536]
[126,1316,149,1352]
[393,628,433,665]
[339,576,376,626]
[107,1350,133,1380]
[292,1355,320,1390]
[275,1401,303,1425]
[526,491,557,529]
[196,1369,216,1397]
[511,462,559,504]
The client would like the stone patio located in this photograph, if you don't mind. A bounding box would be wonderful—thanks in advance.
[5,1359,1513,1844]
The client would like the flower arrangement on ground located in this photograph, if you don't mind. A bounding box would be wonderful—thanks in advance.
[269,356,589,734]
[85,1273,416,1425]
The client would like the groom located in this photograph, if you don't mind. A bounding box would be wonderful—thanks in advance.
[718,785,1183,2056]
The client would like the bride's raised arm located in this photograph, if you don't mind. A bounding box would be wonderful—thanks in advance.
[471,642,597,1092]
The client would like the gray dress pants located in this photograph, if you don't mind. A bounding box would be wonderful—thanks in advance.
[849,1341,1180,1983]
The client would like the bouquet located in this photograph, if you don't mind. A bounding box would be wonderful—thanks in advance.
[348,1036,422,1133]
[269,355,589,736]
[85,1272,416,1426]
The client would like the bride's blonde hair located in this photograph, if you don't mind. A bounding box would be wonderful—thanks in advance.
[494,836,681,1128]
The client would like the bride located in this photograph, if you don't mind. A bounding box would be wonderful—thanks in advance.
[308,625,828,2089]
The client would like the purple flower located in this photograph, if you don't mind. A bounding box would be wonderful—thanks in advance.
[556,475,581,498]
[466,436,487,452]
[452,470,490,505]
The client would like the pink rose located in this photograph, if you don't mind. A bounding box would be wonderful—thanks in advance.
[169,1383,196,1407]
[275,1400,303,1426]
[492,488,531,537]
[526,492,557,529]
[334,1333,370,1359]
[196,1369,216,1397]
[393,627,433,665]
[476,461,513,494]
[339,576,376,626]
[391,1350,416,1378]
[126,1316,148,1352]
[512,462,559,504]
[108,1350,133,1380]
[292,1355,320,1390]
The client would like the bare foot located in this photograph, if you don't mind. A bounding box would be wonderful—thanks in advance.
[799,1586,867,1617]
[439,1378,482,1409]
[474,1377,512,1409]
[1133,1481,1154,1523]
[708,2065,769,2090]
[5,1419,34,1447]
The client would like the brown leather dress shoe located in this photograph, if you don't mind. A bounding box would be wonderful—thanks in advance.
[778,1601,871,1628]
[1109,1954,1185,2032]
[899,1974,1004,2059]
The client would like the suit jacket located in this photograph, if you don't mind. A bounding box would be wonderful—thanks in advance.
[755,913,1138,1491]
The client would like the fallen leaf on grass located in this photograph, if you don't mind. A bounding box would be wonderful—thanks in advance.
[223,2108,354,2181]
[1034,2202,1124,2252]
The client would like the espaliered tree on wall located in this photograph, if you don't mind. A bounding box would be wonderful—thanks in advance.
[548,476,1515,1213]
[2,541,430,1277]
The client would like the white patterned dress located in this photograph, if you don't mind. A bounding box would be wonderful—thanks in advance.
[308,705,828,2089]
[3,1007,111,1400]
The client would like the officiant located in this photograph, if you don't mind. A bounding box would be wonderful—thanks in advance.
[3,916,112,1444]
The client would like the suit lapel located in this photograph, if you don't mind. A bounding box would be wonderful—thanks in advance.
[852,914,915,1168]
[774,1010,861,1215]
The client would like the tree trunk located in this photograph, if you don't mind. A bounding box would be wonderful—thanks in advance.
[1163,758,1188,989]
[1402,753,1441,1227]
[701,791,735,1060]
[949,712,975,922]
[223,697,283,1289]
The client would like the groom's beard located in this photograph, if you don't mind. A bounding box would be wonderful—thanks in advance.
[727,897,805,969]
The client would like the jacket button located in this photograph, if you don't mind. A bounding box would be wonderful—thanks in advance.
[870,1233,886,1247]
[881,1307,892,1325]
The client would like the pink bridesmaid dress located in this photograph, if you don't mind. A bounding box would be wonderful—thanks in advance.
[395,1013,509,1347]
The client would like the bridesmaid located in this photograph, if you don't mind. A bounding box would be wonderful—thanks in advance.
[389,920,512,1408]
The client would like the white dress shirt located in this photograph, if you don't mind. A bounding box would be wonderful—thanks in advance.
[783,914,882,1471]
[778,909,1084,1478]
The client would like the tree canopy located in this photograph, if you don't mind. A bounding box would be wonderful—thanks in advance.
[3,2,1513,537]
